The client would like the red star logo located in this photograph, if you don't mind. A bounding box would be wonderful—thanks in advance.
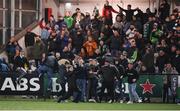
[140,79,156,94]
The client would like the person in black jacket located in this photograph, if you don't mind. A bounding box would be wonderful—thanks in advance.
[24,29,37,60]
[57,64,81,103]
[159,0,170,22]
[126,62,142,104]
[98,58,120,103]
[74,58,87,102]
[117,4,138,22]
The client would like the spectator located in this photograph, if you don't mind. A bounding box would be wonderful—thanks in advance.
[159,0,170,22]
[83,36,97,58]
[74,58,87,102]
[156,50,169,73]
[72,8,85,19]
[162,62,178,103]
[24,29,37,60]
[64,11,74,29]
[171,48,180,73]
[117,4,138,32]
[33,37,45,67]
[108,28,123,57]
[98,57,120,103]
[6,37,18,64]
[102,0,118,25]
[126,62,142,104]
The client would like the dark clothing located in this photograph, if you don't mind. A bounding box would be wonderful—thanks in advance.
[99,64,120,82]
[109,36,122,51]
[58,70,81,103]
[74,65,87,80]
[6,42,17,63]
[13,56,29,70]
[126,68,139,84]
[71,33,84,53]
[156,54,169,73]
[171,54,180,73]
[61,51,75,60]
[118,6,137,22]
[159,2,170,22]
[24,32,36,47]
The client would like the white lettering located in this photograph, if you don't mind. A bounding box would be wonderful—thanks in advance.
[30,78,40,91]
[1,78,15,91]
[16,78,28,91]
[52,78,61,92]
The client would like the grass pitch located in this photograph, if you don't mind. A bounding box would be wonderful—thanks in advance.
[0,99,179,110]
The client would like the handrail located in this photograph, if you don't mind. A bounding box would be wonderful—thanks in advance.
[0,20,39,54]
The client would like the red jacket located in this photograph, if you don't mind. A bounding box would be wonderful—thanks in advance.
[102,5,118,19]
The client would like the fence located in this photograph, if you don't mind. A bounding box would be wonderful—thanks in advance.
[0,72,179,101]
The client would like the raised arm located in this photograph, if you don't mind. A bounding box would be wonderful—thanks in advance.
[117,4,126,12]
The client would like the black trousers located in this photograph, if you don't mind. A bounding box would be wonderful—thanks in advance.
[99,81,115,102]
[58,83,81,102]
[163,84,169,103]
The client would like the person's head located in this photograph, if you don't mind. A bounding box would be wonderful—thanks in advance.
[55,53,61,60]
[170,14,176,21]
[20,51,25,57]
[176,48,180,55]
[146,8,150,13]
[171,45,177,52]
[87,28,92,35]
[130,39,136,47]
[160,39,166,45]
[162,0,167,4]
[87,36,93,41]
[76,8,80,13]
[65,11,71,17]
[127,4,131,10]
[105,0,109,6]
[85,12,90,17]
[159,50,165,56]
[116,15,122,22]
[153,23,158,29]
[99,40,104,46]
[104,58,111,65]
[128,62,134,70]
[10,37,15,43]
[77,28,82,35]
[166,62,172,69]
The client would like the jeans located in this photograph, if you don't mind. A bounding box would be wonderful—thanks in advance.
[128,83,140,102]
[38,65,53,90]
[76,79,87,101]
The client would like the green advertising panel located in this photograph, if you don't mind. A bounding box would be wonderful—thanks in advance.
[43,74,179,98]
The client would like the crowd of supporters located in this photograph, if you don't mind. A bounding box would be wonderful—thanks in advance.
[1,0,180,104]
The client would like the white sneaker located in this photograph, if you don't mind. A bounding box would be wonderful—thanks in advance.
[127,101,133,104]
[120,100,124,103]
[88,99,96,103]
[138,99,142,103]
[108,99,113,103]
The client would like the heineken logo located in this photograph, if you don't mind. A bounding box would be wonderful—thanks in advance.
[140,79,156,94]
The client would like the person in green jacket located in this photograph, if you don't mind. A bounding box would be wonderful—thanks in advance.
[64,11,74,29]
[150,23,163,45]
